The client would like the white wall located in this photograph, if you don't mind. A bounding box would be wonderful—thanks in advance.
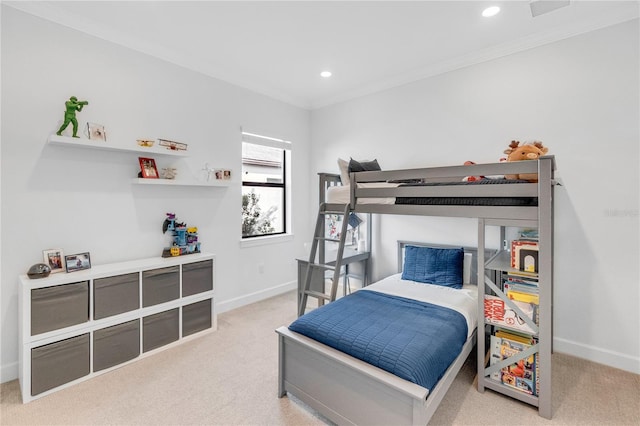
[311,20,639,373]
[0,7,312,381]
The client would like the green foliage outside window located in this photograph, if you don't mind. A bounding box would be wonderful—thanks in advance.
[242,191,275,237]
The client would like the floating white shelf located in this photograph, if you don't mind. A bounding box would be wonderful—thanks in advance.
[49,134,231,188]
[131,178,231,187]
[48,135,189,157]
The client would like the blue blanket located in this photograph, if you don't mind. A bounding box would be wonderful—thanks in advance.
[289,290,468,390]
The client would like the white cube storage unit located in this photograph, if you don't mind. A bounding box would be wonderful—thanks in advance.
[19,253,216,403]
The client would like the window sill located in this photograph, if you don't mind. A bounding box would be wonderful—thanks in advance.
[240,233,294,248]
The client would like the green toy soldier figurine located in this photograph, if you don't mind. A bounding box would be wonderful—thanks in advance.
[56,96,88,138]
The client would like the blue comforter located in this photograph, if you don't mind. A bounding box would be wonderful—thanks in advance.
[289,290,468,390]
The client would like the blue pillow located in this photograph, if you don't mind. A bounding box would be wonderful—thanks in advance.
[401,246,464,289]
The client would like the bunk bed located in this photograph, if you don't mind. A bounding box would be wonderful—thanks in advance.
[276,157,556,425]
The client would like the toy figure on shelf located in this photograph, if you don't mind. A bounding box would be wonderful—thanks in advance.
[56,96,89,138]
[162,213,201,257]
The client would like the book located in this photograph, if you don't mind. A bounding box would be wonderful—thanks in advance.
[507,269,539,279]
[484,294,537,334]
[504,281,539,295]
[489,334,502,381]
[507,289,539,305]
[495,330,536,345]
[519,248,539,273]
[507,275,539,286]
[499,338,536,395]
[518,229,539,240]
[510,240,539,270]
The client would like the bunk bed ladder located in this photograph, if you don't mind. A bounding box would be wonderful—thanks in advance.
[299,203,351,317]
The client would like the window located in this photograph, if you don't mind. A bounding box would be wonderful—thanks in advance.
[241,131,291,238]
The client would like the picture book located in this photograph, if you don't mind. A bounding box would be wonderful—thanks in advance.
[507,289,539,305]
[495,330,537,345]
[507,275,539,286]
[499,338,536,395]
[510,240,539,270]
[489,334,502,381]
[484,295,537,333]
[504,281,539,295]
[518,229,539,240]
[519,248,539,273]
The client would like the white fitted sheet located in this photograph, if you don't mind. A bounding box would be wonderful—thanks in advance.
[326,183,397,205]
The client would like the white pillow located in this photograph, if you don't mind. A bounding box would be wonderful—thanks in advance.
[337,158,350,185]
[463,252,473,284]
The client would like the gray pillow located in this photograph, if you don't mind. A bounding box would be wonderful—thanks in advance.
[348,158,381,173]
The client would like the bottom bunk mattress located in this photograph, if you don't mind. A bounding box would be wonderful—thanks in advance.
[289,274,477,391]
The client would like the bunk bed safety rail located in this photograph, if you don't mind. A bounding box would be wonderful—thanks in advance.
[347,157,555,220]
[352,158,553,184]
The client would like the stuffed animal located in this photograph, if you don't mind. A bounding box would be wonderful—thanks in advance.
[462,161,483,182]
[462,158,508,182]
[503,140,548,182]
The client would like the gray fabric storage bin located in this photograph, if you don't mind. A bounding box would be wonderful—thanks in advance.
[94,273,140,319]
[143,309,179,352]
[31,333,90,396]
[31,282,89,335]
[142,266,179,307]
[93,319,140,372]
[182,260,213,297]
[182,299,212,337]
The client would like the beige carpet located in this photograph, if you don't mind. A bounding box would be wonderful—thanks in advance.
[1,290,639,425]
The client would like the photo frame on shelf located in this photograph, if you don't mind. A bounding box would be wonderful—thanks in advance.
[64,252,91,273]
[86,123,107,141]
[138,157,159,178]
[42,248,65,274]
[215,169,231,180]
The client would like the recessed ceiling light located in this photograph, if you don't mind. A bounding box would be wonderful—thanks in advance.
[482,6,500,17]
[320,71,332,78]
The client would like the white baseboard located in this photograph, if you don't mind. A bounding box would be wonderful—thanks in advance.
[554,337,640,374]
[216,280,296,314]
[1,361,18,384]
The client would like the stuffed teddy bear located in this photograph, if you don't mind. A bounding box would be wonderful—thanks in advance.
[503,140,548,182]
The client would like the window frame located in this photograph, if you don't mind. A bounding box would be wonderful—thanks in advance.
[241,131,291,240]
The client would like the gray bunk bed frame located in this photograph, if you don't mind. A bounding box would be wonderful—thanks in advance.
[277,156,556,425]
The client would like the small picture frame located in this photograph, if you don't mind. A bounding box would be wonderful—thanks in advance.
[215,169,232,180]
[43,249,65,274]
[86,123,107,141]
[139,157,159,179]
[65,252,91,273]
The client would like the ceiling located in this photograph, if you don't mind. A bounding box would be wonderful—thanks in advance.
[6,1,639,109]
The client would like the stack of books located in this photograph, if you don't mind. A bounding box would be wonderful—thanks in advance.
[489,330,539,395]
[484,229,542,396]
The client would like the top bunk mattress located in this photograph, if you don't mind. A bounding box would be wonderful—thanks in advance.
[395,179,538,206]
[326,179,537,206]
